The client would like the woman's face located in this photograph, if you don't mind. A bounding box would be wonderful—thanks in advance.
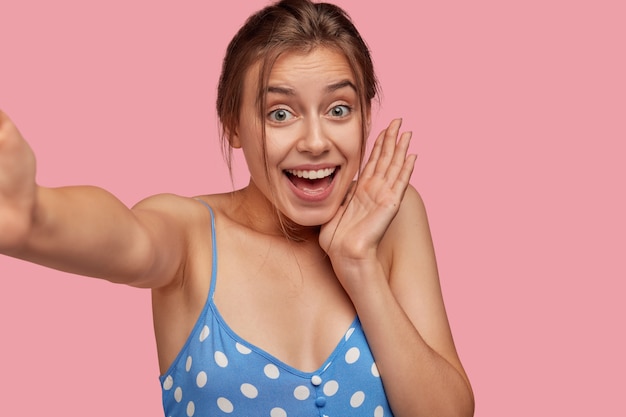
[233,47,368,227]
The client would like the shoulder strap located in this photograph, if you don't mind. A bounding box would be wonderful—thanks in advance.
[195,199,218,300]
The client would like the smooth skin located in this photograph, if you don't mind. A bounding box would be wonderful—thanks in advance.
[0,47,474,416]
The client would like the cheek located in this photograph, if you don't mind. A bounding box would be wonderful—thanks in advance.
[238,123,267,163]
[342,134,365,178]
[264,132,295,164]
[240,138,263,168]
[337,126,364,160]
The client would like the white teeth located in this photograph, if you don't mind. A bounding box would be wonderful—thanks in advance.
[286,167,336,180]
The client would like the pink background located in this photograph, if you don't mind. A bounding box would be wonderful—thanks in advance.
[1,0,624,415]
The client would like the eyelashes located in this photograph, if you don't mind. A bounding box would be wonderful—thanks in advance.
[267,108,294,123]
[328,104,351,118]
[266,104,353,123]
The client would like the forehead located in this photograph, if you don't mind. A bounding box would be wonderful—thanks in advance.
[271,47,354,83]
[244,47,356,93]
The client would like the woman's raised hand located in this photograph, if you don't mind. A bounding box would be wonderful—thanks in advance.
[319,119,416,270]
[0,110,37,251]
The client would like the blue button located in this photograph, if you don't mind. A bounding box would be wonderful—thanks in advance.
[315,396,327,407]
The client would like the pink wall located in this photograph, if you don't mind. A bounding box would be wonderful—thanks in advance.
[1,0,624,415]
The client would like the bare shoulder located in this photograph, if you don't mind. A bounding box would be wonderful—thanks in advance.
[383,183,440,289]
[394,184,430,229]
[379,185,441,313]
[127,193,227,289]
[380,184,435,267]
[382,184,448,339]
[132,192,206,216]
[131,192,233,233]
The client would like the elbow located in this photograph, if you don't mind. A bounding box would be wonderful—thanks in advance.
[0,221,32,255]
[449,380,475,417]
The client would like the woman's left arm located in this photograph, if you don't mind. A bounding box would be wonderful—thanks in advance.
[352,186,474,417]
[321,120,474,417]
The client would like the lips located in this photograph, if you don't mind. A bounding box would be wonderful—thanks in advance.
[284,167,338,196]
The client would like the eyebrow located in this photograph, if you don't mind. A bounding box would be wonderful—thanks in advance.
[266,79,357,96]
[325,80,357,93]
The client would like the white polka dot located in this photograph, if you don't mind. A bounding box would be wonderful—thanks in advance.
[174,387,183,403]
[293,385,310,400]
[350,391,365,408]
[217,397,234,413]
[185,356,193,372]
[236,343,252,354]
[345,327,355,340]
[270,407,287,417]
[186,401,195,417]
[374,405,384,417]
[163,375,174,390]
[323,380,339,396]
[264,364,280,379]
[196,371,207,388]
[345,347,361,364]
[371,362,380,377]
[240,383,258,399]
[199,325,210,342]
[214,351,229,368]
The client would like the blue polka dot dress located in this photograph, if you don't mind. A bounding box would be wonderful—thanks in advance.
[160,205,394,417]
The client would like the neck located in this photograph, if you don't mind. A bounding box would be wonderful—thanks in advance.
[231,179,322,243]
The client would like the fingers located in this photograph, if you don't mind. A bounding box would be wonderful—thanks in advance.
[361,118,415,184]
[361,118,399,179]
[0,110,17,133]
[392,153,417,196]
[375,118,403,178]
[0,110,11,138]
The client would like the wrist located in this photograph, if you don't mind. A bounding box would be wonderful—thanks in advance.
[332,255,388,296]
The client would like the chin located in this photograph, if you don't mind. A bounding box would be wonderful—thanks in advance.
[280,207,336,229]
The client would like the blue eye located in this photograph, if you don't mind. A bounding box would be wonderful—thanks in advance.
[268,108,294,122]
[329,105,351,118]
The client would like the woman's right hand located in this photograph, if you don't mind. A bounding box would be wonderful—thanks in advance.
[0,110,37,251]
[0,110,189,288]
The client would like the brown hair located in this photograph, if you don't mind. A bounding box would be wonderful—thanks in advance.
[216,0,379,238]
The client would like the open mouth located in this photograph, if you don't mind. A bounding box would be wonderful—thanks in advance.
[284,167,338,193]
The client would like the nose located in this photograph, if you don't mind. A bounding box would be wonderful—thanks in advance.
[296,118,330,155]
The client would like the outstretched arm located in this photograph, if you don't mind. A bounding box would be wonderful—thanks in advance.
[321,119,474,417]
[0,110,187,288]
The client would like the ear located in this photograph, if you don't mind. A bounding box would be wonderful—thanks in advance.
[227,127,242,149]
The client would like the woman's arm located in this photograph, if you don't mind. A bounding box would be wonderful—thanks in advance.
[0,110,187,288]
[321,119,474,416]
[348,187,474,417]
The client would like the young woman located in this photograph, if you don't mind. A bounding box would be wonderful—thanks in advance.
[0,0,474,416]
